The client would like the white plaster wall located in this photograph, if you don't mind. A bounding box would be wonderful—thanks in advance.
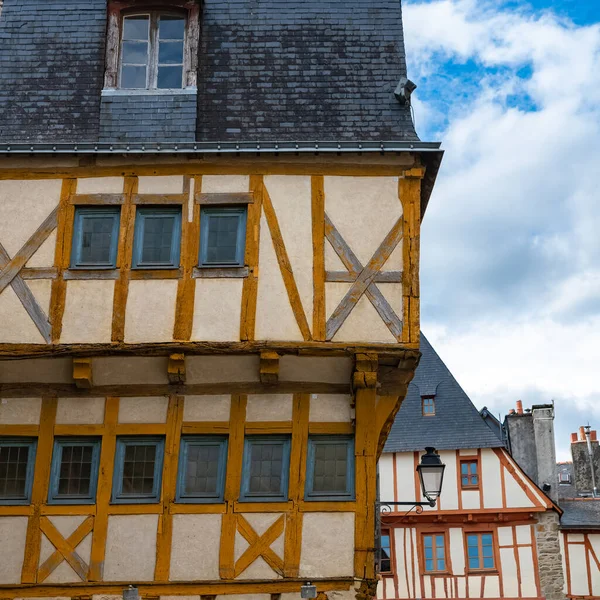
[61,280,115,344]
[504,470,534,508]
[496,526,513,548]
[76,177,125,194]
[481,449,503,509]
[457,577,466,598]
[186,356,259,384]
[499,547,519,597]
[56,398,105,424]
[515,524,531,545]
[264,176,313,331]
[0,517,28,584]
[183,395,231,421]
[27,230,56,267]
[459,449,478,456]
[569,542,591,596]
[299,512,354,578]
[246,394,293,421]
[0,358,72,383]
[0,397,42,424]
[192,279,243,341]
[518,545,537,596]
[468,576,481,598]
[393,528,409,598]
[201,175,249,193]
[438,450,458,510]
[0,286,47,344]
[170,514,221,580]
[309,394,353,422]
[138,175,184,194]
[378,454,395,504]
[395,454,416,502]
[255,211,303,342]
[279,357,352,383]
[461,490,480,510]
[449,528,465,575]
[589,534,600,595]
[124,280,178,343]
[484,575,500,598]
[0,179,62,257]
[104,515,158,581]
[118,396,168,423]
[94,357,169,385]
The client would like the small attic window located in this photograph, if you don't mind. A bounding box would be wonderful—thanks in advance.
[104,2,200,90]
[422,396,435,416]
[558,472,572,484]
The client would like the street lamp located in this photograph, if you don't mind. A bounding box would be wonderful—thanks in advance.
[416,447,445,505]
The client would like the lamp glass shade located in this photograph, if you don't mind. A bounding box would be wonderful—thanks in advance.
[416,447,445,503]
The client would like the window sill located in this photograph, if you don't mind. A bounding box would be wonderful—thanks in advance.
[64,269,119,280]
[234,500,293,512]
[102,87,197,97]
[304,494,355,502]
[466,569,498,576]
[130,268,183,280]
[193,266,249,279]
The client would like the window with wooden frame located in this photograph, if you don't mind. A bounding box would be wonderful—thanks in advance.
[0,438,37,505]
[132,206,182,269]
[465,532,496,571]
[240,436,291,502]
[112,437,165,503]
[48,438,101,504]
[71,207,121,269]
[422,532,447,573]
[104,2,200,90]
[304,435,355,501]
[199,206,248,268]
[176,436,228,503]
[379,529,393,574]
[558,471,572,484]
[460,459,480,489]
[422,395,435,416]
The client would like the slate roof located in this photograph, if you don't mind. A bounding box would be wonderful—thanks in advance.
[0,0,419,143]
[384,334,505,453]
[560,500,600,529]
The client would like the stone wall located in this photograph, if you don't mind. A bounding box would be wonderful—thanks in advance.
[535,511,566,600]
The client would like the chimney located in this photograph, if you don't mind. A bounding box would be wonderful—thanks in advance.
[531,405,558,502]
[505,403,538,484]
[571,433,578,443]
[516,400,523,415]
[579,426,586,441]
[570,426,600,496]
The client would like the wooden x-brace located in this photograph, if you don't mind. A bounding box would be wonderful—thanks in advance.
[38,515,94,582]
[234,514,285,577]
[324,214,403,341]
[0,207,58,343]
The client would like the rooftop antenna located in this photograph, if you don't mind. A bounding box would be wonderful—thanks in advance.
[584,424,598,498]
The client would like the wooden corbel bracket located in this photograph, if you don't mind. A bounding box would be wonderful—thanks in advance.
[72,358,93,389]
[353,352,379,389]
[167,353,186,384]
[260,350,280,384]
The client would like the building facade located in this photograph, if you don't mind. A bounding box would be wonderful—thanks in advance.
[377,336,560,600]
[0,2,442,600]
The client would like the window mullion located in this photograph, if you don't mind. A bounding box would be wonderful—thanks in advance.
[149,12,159,89]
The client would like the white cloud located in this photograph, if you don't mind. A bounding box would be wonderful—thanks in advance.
[402,0,600,458]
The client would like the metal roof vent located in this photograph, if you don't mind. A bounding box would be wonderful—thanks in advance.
[394,77,417,105]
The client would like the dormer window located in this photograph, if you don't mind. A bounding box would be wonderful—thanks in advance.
[422,396,435,416]
[559,471,572,484]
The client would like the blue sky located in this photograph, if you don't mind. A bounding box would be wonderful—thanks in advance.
[402,0,600,460]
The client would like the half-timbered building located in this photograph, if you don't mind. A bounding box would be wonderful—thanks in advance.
[377,336,560,600]
[0,2,442,600]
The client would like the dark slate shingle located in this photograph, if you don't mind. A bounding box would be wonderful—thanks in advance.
[560,500,600,529]
[384,334,505,453]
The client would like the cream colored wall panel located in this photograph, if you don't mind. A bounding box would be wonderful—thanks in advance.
[378,454,395,503]
[396,454,416,502]
[324,177,401,266]
[515,524,531,545]
[246,394,293,421]
[438,451,458,510]
[422,577,431,599]
[265,176,313,329]
[457,577,466,598]
[569,542,590,595]
[201,175,249,193]
[309,394,353,422]
[383,239,403,272]
[412,528,422,598]
[496,526,513,548]
[461,489,480,510]
[279,357,352,383]
[124,280,177,343]
[590,535,600,595]
[499,547,519,597]
[236,555,282,580]
[0,286,46,343]
[183,395,231,421]
[27,231,56,267]
[76,177,124,194]
[191,279,243,341]
[325,241,346,271]
[138,175,184,194]
[378,282,402,322]
[0,517,28,584]
[56,398,105,425]
[326,283,397,343]
[433,578,445,598]
[61,280,114,343]
[299,512,354,578]
[0,397,42,424]
[481,449,503,509]
[186,356,259,384]
[47,515,87,538]
[449,528,465,575]
[118,396,168,423]
[27,279,52,314]
[94,357,169,385]
[394,529,409,598]
[518,546,537,596]
[504,469,534,507]
[0,179,62,257]
[484,575,500,598]
[568,533,584,542]
[0,358,71,383]
[44,559,79,584]
[467,576,481,598]
[255,214,304,341]
[104,515,158,581]
[170,514,221,581]
[459,449,478,456]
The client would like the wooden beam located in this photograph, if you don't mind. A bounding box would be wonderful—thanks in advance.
[167,353,186,384]
[133,193,187,205]
[353,352,378,389]
[21,267,58,280]
[326,271,402,283]
[196,192,254,205]
[73,358,93,388]
[311,175,326,341]
[70,194,124,205]
[193,266,248,278]
[259,350,280,384]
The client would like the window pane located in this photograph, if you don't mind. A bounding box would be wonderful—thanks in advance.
[206,215,241,263]
[159,16,185,39]
[184,444,220,495]
[121,65,147,89]
[159,41,183,65]
[312,442,348,493]
[122,41,149,65]
[469,557,480,569]
[248,442,283,494]
[157,65,183,89]
[0,445,30,498]
[483,556,494,569]
[57,444,94,497]
[436,558,445,570]
[141,215,176,264]
[123,16,149,40]
[425,559,434,571]
[79,215,117,264]
[122,444,156,495]
[424,535,432,548]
